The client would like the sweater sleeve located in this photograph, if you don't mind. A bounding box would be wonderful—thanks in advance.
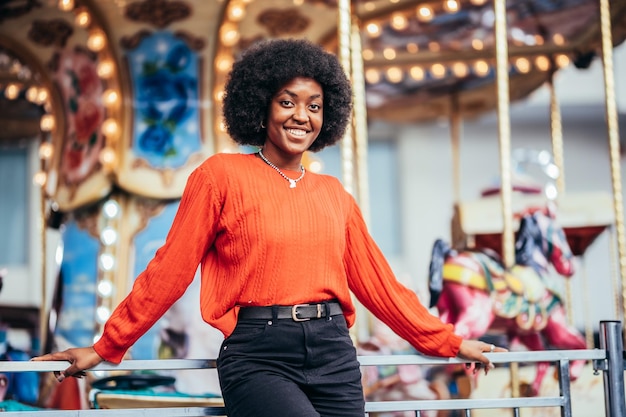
[94,164,222,363]
[343,199,462,358]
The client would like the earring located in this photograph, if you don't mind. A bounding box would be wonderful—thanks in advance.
[260,121,266,129]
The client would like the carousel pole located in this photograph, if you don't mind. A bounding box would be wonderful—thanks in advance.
[493,0,519,400]
[337,0,356,198]
[338,0,370,343]
[548,71,578,329]
[549,69,594,347]
[351,17,370,227]
[39,182,47,355]
[598,0,626,329]
[450,93,462,204]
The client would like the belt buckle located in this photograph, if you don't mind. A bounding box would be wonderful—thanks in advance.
[291,303,323,322]
[292,304,310,322]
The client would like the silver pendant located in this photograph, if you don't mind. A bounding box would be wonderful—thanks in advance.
[289,179,297,188]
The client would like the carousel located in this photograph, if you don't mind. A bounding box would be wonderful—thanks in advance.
[0,0,625,415]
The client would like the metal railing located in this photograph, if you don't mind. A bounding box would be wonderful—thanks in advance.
[1,320,624,417]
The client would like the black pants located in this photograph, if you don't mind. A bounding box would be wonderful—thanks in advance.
[217,313,365,417]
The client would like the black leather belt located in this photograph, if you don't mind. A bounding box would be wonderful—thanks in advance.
[238,301,343,322]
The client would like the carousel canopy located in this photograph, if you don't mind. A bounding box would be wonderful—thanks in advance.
[0,0,624,209]
[1,0,624,135]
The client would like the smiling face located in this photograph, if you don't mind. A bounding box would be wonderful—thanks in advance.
[262,77,324,169]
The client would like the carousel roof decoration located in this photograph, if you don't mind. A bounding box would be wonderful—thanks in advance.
[0,0,624,205]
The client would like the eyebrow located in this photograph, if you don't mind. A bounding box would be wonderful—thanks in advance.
[279,89,323,100]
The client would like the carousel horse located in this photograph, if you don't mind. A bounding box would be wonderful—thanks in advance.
[428,208,586,396]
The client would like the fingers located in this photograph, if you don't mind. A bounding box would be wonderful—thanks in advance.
[31,347,100,382]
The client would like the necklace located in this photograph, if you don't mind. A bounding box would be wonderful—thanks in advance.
[258,150,305,188]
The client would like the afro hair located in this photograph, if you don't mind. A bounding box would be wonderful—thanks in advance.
[222,38,353,152]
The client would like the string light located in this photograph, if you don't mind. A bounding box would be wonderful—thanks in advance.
[383,47,396,60]
[39,142,54,160]
[87,30,106,52]
[386,67,403,83]
[409,66,425,81]
[365,68,381,84]
[417,5,434,22]
[40,114,55,132]
[4,83,20,100]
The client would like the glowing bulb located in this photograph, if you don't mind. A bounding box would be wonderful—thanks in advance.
[99,253,115,271]
[33,171,47,186]
[406,43,419,53]
[473,60,490,76]
[410,66,424,80]
[443,0,459,13]
[383,48,396,60]
[58,0,74,11]
[101,118,119,138]
[216,54,234,73]
[103,89,119,106]
[4,83,20,100]
[535,56,550,71]
[220,23,240,47]
[365,69,381,84]
[39,142,54,160]
[87,30,106,52]
[99,147,117,169]
[36,88,49,105]
[100,227,118,246]
[97,280,114,297]
[514,57,531,73]
[556,54,570,68]
[417,6,434,22]
[552,33,565,45]
[227,3,246,21]
[362,49,374,61]
[40,114,55,132]
[96,306,111,323]
[75,9,91,27]
[452,62,469,77]
[386,67,403,83]
[430,63,447,79]
[471,38,484,50]
[366,23,381,37]
[26,86,39,102]
[97,60,114,78]
[391,13,408,30]
[103,200,120,219]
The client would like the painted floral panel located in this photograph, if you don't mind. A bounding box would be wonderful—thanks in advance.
[128,31,201,169]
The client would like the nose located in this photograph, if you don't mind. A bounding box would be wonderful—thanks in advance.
[292,105,309,123]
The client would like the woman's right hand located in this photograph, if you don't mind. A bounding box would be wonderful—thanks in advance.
[31,346,104,382]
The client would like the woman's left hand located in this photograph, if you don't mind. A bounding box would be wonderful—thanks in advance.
[457,339,508,375]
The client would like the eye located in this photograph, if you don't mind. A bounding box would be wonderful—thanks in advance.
[309,103,321,111]
[280,100,294,107]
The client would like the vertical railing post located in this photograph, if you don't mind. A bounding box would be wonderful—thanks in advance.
[600,320,626,417]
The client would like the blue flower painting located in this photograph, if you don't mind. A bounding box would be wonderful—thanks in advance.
[128,32,201,169]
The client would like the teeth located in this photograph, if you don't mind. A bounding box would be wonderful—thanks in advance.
[287,128,307,137]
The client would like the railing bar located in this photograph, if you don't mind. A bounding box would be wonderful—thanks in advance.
[464,409,471,417]
[364,397,566,412]
[0,359,217,373]
[514,408,520,417]
[0,407,226,416]
[0,350,606,373]
[357,350,605,366]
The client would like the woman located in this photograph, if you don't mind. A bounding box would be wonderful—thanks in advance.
[34,39,504,417]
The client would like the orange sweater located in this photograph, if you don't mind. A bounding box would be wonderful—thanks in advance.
[94,152,462,363]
